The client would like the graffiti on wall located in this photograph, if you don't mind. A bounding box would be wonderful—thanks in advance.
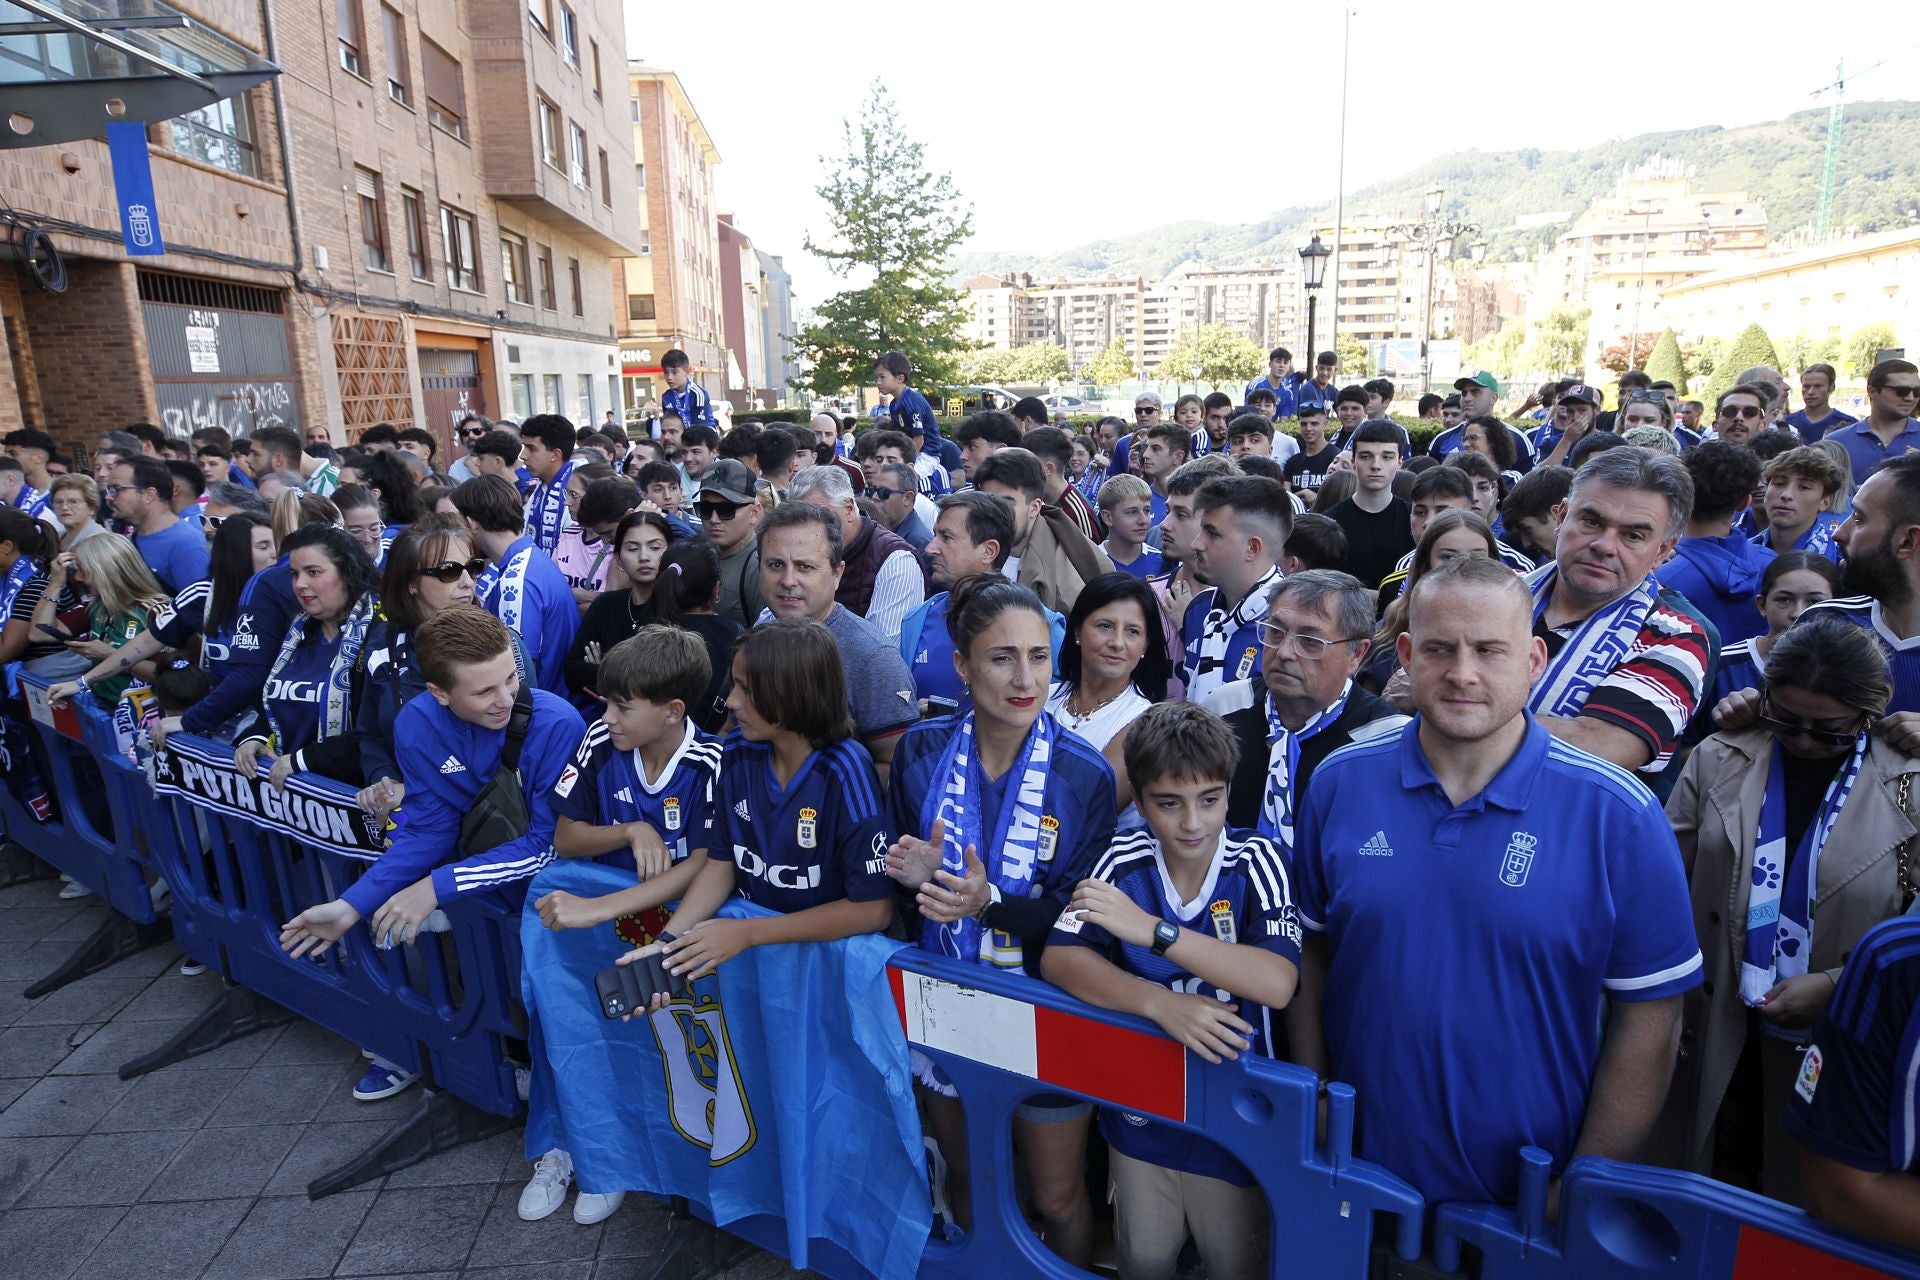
[157,379,299,437]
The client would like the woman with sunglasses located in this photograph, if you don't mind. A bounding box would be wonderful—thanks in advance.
[355,514,525,816]
[564,510,676,704]
[1665,616,1920,1198]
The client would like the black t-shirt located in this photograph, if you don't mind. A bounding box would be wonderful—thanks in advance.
[1284,445,1341,492]
[1328,497,1414,588]
[1782,748,1846,867]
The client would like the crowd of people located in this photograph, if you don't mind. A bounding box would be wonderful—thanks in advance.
[5,341,1920,1276]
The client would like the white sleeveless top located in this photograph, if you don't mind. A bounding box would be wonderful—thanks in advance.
[1045,682,1152,752]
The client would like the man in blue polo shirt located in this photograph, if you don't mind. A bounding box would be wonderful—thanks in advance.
[1781,362,1857,444]
[1826,359,1920,487]
[1290,554,1702,1205]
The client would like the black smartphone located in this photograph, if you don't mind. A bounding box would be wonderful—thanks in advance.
[36,623,67,638]
[924,695,959,719]
[593,952,684,1019]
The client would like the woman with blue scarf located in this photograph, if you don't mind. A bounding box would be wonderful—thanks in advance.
[1666,616,1920,1200]
[885,575,1117,1267]
[233,525,380,789]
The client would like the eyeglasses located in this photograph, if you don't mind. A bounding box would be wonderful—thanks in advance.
[696,501,746,520]
[865,486,907,502]
[1718,404,1765,420]
[204,513,230,531]
[1133,407,1159,418]
[1257,621,1365,658]
[1626,390,1668,404]
[1756,693,1865,749]
[1878,384,1920,400]
[419,557,488,583]
[100,484,124,499]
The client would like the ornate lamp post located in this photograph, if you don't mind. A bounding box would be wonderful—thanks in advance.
[1389,185,1477,390]
[1299,234,1332,373]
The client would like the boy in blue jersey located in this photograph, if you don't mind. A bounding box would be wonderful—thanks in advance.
[620,618,894,1001]
[1181,476,1289,703]
[875,350,951,474]
[658,348,715,429]
[452,473,580,696]
[1098,475,1164,580]
[1045,702,1299,1280]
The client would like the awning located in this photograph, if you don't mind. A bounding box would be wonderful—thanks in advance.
[0,0,279,149]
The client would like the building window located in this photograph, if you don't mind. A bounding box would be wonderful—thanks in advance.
[423,40,464,139]
[543,373,563,412]
[511,373,533,417]
[590,39,602,98]
[537,245,556,310]
[568,257,583,316]
[336,0,366,76]
[401,187,429,280]
[559,5,578,65]
[501,232,530,304]
[381,6,408,104]
[441,205,479,291]
[627,294,656,321]
[527,0,551,37]
[171,86,256,176]
[598,148,611,206]
[630,97,639,122]
[357,169,390,272]
[568,122,588,187]
[538,97,560,169]
[634,162,645,189]
[638,228,650,256]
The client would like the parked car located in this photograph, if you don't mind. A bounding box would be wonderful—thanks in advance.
[1042,393,1094,416]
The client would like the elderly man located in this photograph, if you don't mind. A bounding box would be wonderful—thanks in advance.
[756,501,918,780]
[1522,448,1713,782]
[787,464,923,641]
[1290,554,1702,1206]
[972,448,1113,615]
[869,460,932,552]
[1204,570,1406,841]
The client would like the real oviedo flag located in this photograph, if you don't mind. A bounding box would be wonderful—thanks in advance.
[519,860,931,1280]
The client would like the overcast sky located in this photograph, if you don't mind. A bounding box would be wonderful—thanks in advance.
[623,2,1909,311]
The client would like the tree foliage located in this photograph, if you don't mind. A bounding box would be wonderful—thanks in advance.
[1522,305,1591,378]
[1335,335,1371,381]
[959,342,1070,386]
[1644,327,1687,388]
[1847,322,1901,378]
[1705,323,1782,402]
[1464,321,1528,381]
[792,86,974,396]
[1598,332,1660,375]
[1080,339,1135,385]
[1152,325,1265,385]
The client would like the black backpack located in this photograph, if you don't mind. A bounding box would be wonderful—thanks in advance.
[456,685,535,856]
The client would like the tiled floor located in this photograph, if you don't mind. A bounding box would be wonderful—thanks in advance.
[0,874,810,1280]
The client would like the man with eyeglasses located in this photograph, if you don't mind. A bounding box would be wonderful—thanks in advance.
[1203,570,1405,839]
[854,429,941,529]
[695,458,766,628]
[109,456,208,592]
[1709,384,1770,447]
[1826,360,1920,488]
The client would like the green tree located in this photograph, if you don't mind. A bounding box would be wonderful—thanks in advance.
[791,86,974,396]
[1464,321,1527,381]
[1644,327,1687,389]
[1521,304,1590,377]
[1002,342,1070,384]
[1686,335,1727,381]
[1705,323,1782,402]
[1153,325,1265,386]
[1335,334,1371,380]
[1846,322,1900,378]
[1081,339,1134,386]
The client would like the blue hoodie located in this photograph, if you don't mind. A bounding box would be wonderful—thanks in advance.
[1656,533,1776,647]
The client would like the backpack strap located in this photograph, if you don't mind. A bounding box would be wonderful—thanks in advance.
[498,684,536,772]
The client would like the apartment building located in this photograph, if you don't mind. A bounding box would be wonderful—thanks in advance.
[0,0,642,454]
[617,63,724,412]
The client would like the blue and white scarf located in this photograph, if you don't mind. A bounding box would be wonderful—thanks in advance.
[1752,512,1840,562]
[264,592,376,749]
[920,711,1055,969]
[1740,733,1868,1033]
[0,554,38,617]
[1258,679,1352,858]
[1527,564,1658,719]
[526,459,575,553]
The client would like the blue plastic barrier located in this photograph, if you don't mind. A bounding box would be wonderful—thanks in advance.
[682,947,1426,1280]
[1434,1146,1920,1279]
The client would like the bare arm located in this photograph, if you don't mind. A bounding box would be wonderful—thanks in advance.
[866,730,901,790]
[657,855,739,937]
[534,854,705,931]
[1041,945,1256,1065]
[1285,932,1331,1078]
[1569,994,1683,1165]
[1799,1151,1920,1254]
[1539,714,1655,770]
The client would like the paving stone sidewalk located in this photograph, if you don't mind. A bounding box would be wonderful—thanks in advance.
[0,875,809,1280]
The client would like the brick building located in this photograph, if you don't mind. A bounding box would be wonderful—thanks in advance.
[0,0,640,457]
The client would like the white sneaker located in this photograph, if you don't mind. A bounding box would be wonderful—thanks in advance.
[517,1149,573,1221]
[57,879,94,900]
[573,1189,625,1225]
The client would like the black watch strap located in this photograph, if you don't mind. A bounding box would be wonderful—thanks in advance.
[1151,920,1179,956]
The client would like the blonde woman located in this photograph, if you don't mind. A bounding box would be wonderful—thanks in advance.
[47,475,109,550]
[30,534,168,704]
[270,488,341,546]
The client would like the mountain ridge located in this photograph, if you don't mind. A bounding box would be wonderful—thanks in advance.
[951,101,1920,283]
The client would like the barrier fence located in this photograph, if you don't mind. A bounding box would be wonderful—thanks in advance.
[3,667,1918,1279]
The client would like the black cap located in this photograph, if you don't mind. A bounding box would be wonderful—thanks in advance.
[696,458,758,505]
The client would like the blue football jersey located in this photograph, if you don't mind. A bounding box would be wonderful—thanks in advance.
[551,718,722,872]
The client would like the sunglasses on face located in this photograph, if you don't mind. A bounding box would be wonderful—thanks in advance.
[420,557,488,584]
[204,513,230,530]
[696,501,745,520]
[1717,404,1765,420]
[460,428,487,440]
[865,486,907,502]
[1757,693,1864,749]
[1880,384,1920,400]
[1134,408,1158,418]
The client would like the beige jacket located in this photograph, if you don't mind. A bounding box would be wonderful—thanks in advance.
[1662,726,1920,1172]
[1013,508,1113,616]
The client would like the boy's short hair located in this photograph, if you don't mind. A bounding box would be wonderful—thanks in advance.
[471,428,523,465]
[1763,445,1846,497]
[1246,388,1279,410]
[1410,466,1473,505]
[599,624,711,711]
[1020,425,1073,475]
[1295,402,1328,423]
[450,474,526,533]
[1097,472,1151,512]
[1334,385,1370,409]
[1445,450,1500,490]
[1350,421,1405,455]
[876,350,912,380]
[680,423,719,452]
[1227,412,1274,442]
[854,428,916,462]
[166,459,206,498]
[971,447,1046,501]
[955,411,1022,450]
[662,348,691,371]
[1165,454,1237,499]
[1123,702,1239,796]
[1284,512,1348,570]
[417,605,513,691]
[395,426,438,458]
[1144,421,1191,456]
[1500,464,1573,524]
[633,460,681,492]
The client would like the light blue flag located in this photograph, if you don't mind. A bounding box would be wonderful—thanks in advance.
[520,860,931,1280]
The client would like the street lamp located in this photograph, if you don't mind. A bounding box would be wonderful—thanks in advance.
[1299,234,1332,375]
[1389,187,1477,392]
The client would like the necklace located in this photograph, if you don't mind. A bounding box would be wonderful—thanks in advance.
[626,589,650,629]
[1062,682,1125,727]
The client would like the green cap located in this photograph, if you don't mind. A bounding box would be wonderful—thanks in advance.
[1454,370,1502,395]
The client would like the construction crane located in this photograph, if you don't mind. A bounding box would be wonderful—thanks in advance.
[1811,44,1919,242]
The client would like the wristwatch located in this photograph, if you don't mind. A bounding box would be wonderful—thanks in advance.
[1150,920,1179,956]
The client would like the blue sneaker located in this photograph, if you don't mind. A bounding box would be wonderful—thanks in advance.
[352,1061,420,1101]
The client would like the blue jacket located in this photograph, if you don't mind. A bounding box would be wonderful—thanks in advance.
[181,555,297,735]
[1656,532,1775,647]
[342,688,586,916]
